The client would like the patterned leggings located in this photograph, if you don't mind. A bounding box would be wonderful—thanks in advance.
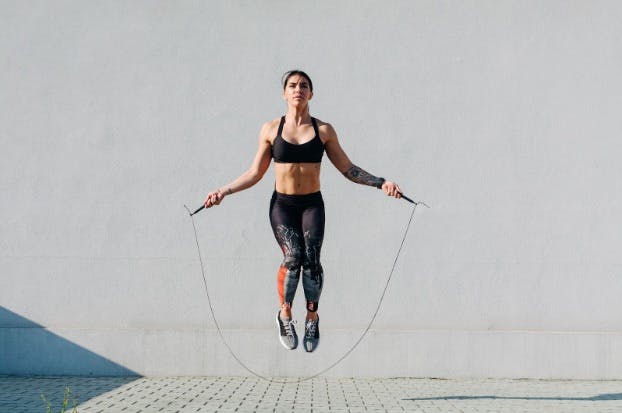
[269,191,325,312]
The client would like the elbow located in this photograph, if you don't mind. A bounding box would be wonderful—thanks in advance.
[341,163,355,177]
[341,162,355,174]
[246,168,265,185]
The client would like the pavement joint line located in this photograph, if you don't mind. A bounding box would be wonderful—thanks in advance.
[5,376,622,413]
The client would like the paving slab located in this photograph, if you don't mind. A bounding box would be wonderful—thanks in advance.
[1,376,622,413]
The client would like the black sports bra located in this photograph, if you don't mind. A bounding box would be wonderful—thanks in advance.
[272,116,325,163]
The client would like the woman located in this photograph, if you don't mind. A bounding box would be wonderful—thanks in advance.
[204,70,402,352]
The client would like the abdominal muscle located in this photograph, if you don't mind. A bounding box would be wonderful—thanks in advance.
[274,162,322,195]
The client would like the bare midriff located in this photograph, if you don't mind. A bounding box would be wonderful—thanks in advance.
[274,162,322,195]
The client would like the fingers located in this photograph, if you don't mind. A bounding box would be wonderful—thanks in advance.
[394,184,402,199]
[204,191,224,208]
[382,181,402,199]
[206,197,213,208]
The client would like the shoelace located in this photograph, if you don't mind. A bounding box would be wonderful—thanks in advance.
[283,319,296,336]
[305,320,318,338]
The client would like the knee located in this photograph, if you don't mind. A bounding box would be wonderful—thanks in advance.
[283,250,303,270]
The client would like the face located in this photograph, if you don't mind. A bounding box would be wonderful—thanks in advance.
[283,74,313,106]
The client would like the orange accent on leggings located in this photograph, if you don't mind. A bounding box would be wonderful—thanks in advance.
[277,265,287,307]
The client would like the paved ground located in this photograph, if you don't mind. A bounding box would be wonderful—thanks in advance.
[1,376,622,413]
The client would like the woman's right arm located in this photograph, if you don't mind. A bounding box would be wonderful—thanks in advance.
[204,123,273,208]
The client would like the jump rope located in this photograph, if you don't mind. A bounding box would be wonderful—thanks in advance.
[184,192,428,383]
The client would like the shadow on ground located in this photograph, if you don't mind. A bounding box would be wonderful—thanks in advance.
[0,376,140,412]
[404,393,622,401]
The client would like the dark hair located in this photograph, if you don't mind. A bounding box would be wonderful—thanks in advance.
[282,70,313,92]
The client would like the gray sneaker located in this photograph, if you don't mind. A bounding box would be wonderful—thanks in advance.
[276,312,298,350]
[303,316,320,352]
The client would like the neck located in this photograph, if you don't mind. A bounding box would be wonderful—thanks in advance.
[286,105,311,125]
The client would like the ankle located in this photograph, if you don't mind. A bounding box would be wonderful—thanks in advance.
[306,312,318,321]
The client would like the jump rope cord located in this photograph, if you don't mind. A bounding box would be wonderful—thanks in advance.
[185,202,419,384]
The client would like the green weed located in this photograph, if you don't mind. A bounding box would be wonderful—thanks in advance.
[41,386,79,413]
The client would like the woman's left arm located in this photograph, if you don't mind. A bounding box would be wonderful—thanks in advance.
[323,123,402,198]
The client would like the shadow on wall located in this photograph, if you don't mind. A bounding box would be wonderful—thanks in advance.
[0,306,139,376]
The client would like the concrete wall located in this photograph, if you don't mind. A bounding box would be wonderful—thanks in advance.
[2,1,622,378]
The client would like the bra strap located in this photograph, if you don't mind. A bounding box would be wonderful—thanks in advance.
[276,116,285,137]
[311,117,320,138]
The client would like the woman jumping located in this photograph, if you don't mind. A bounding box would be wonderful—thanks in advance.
[203,70,402,352]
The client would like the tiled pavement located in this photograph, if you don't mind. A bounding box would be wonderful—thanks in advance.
[1,375,622,413]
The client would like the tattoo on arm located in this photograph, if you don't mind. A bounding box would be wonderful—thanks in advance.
[343,165,385,189]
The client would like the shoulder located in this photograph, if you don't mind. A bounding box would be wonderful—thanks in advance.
[259,116,283,144]
[313,117,338,143]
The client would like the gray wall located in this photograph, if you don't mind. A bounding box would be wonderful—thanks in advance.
[2,1,622,378]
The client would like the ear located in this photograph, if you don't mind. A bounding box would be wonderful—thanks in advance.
[309,91,314,101]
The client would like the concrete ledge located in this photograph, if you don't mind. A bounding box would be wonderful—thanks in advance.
[3,327,621,379]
